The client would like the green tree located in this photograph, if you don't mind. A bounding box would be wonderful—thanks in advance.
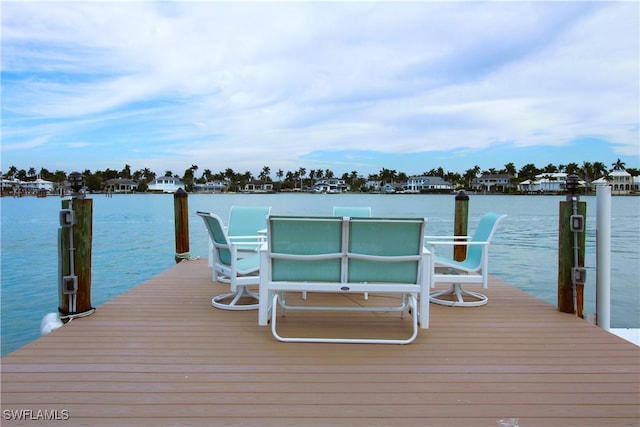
[83,169,103,192]
[593,162,608,179]
[503,162,516,176]
[611,158,626,171]
[120,164,132,179]
[3,165,18,179]
[259,166,271,181]
[298,167,306,189]
[565,162,580,175]
[518,163,540,182]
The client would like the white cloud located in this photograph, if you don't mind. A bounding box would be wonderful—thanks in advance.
[1,1,638,174]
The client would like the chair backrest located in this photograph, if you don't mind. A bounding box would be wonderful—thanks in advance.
[333,206,372,217]
[228,206,271,239]
[267,216,344,282]
[197,212,232,266]
[348,218,426,284]
[465,213,508,268]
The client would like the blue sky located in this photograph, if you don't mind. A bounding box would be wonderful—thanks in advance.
[2,1,639,179]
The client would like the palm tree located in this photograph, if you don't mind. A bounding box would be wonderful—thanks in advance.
[121,164,132,179]
[565,162,580,175]
[503,162,516,176]
[4,165,18,179]
[259,166,271,182]
[298,168,306,189]
[593,162,608,179]
[611,158,626,171]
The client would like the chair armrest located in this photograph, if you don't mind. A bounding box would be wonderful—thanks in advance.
[424,235,470,240]
[427,240,488,246]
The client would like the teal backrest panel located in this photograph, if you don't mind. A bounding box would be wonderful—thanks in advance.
[348,218,423,283]
[228,206,270,240]
[465,212,504,268]
[199,213,232,266]
[269,216,343,282]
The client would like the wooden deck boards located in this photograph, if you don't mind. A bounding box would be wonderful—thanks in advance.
[2,259,639,426]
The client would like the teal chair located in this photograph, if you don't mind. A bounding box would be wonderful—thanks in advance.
[427,213,507,307]
[227,206,271,254]
[197,211,261,310]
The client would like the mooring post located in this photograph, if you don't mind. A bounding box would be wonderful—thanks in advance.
[58,172,94,321]
[557,175,586,316]
[174,188,190,263]
[454,190,469,261]
[596,185,611,330]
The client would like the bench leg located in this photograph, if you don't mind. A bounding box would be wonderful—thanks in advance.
[269,293,419,344]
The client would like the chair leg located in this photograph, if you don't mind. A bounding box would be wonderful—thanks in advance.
[211,285,259,310]
[429,284,488,307]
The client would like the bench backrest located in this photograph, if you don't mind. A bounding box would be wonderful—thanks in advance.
[266,216,426,284]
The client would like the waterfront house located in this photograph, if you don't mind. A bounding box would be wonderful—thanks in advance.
[364,180,382,192]
[105,178,138,193]
[472,173,515,193]
[312,178,350,193]
[243,180,273,193]
[147,176,185,193]
[518,173,587,194]
[193,180,229,193]
[404,175,455,193]
[1,176,55,196]
[591,169,639,194]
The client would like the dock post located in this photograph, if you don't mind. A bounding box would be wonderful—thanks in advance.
[557,175,586,316]
[58,172,94,322]
[454,190,469,261]
[174,188,190,263]
[596,185,611,330]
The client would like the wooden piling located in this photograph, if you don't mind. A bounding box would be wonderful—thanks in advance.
[174,188,190,263]
[58,197,93,318]
[454,190,469,261]
[557,200,586,315]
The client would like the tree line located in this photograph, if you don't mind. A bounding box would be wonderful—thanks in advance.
[2,158,636,193]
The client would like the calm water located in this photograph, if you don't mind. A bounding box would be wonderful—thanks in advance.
[1,193,639,356]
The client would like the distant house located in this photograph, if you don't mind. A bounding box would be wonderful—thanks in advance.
[405,176,454,193]
[243,180,273,193]
[105,178,138,193]
[591,169,639,194]
[24,177,55,195]
[518,173,586,194]
[1,176,55,196]
[472,174,515,193]
[147,176,184,193]
[364,180,382,192]
[194,180,229,193]
[312,178,349,193]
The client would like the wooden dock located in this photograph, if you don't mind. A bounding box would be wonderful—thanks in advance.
[1,259,638,426]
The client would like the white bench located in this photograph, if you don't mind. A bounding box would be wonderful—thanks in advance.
[258,216,430,344]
